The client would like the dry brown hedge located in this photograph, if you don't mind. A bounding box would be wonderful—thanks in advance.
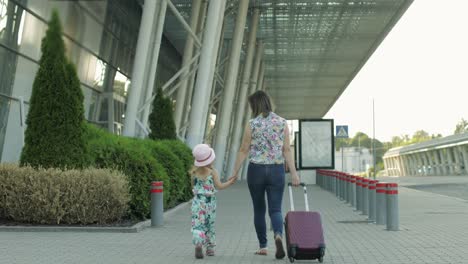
[0,164,129,225]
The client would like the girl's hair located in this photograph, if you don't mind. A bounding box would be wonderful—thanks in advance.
[189,165,212,189]
[189,164,213,174]
[189,165,198,176]
[248,90,273,117]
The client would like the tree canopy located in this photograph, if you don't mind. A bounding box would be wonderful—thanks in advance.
[454,118,468,134]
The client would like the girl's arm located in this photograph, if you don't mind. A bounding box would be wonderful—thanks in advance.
[212,169,234,190]
[231,123,252,179]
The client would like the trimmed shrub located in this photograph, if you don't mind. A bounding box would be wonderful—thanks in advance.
[144,141,187,207]
[86,124,193,219]
[160,140,193,201]
[86,124,170,219]
[148,88,176,140]
[0,164,129,225]
[20,10,88,169]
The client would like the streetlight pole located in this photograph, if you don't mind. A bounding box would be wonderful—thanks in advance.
[358,135,361,172]
[372,98,376,179]
[341,139,344,172]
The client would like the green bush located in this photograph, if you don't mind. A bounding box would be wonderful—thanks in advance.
[144,141,186,207]
[160,140,193,201]
[87,125,169,219]
[0,164,129,225]
[86,124,193,219]
[20,10,88,169]
[148,88,176,140]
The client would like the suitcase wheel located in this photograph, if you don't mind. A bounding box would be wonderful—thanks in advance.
[318,246,325,263]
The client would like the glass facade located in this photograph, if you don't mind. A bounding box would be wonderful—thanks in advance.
[0,0,182,162]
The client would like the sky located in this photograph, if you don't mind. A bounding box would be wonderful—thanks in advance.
[324,0,468,142]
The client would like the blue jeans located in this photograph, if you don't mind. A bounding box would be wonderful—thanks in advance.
[247,162,285,248]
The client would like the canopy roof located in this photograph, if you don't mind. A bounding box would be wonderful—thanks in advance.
[165,0,413,119]
[384,133,468,158]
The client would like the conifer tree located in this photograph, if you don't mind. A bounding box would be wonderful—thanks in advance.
[148,88,176,140]
[20,10,87,169]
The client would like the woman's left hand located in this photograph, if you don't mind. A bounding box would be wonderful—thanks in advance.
[291,172,300,186]
[227,175,238,185]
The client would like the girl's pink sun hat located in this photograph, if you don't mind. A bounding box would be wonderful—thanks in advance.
[192,144,216,167]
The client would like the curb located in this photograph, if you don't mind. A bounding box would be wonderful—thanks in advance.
[0,200,192,233]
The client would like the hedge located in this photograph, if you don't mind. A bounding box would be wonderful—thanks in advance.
[143,141,187,207]
[0,164,129,224]
[86,124,193,219]
[160,140,193,201]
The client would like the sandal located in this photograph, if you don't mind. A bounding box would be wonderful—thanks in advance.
[195,245,204,259]
[206,248,215,256]
[275,236,286,259]
[254,248,268,255]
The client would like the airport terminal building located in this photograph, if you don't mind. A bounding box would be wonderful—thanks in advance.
[0,0,413,179]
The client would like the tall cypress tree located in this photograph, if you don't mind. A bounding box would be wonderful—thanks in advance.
[20,10,88,169]
[148,88,176,140]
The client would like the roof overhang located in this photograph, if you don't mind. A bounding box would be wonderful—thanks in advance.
[165,0,414,119]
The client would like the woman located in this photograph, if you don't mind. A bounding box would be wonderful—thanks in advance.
[230,90,300,259]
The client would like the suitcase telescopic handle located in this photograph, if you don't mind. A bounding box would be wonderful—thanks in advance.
[288,182,309,212]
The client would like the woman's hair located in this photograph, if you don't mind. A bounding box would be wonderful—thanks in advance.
[248,90,273,117]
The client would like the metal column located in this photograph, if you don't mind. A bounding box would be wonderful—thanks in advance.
[186,0,227,148]
[249,41,264,94]
[244,40,264,119]
[240,41,264,180]
[439,149,449,175]
[422,153,429,175]
[447,148,456,175]
[459,146,468,175]
[213,0,250,176]
[226,9,260,176]
[434,151,442,175]
[204,22,227,144]
[402,155,410,176]
[123,0,160,137]
[141,1,168,132]
[174,0,203,133]
[180,1,209,138]
[408,154,417,176]
[257,61,265,93]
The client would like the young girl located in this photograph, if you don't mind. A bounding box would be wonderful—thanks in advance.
[191,144,236,259]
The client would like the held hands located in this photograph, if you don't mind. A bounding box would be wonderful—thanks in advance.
[227,175,238,186]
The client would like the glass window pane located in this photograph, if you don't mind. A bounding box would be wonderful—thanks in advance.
[113,70,129,98]
[0,98,23,162]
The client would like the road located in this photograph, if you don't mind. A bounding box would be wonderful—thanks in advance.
[379,175,468,201]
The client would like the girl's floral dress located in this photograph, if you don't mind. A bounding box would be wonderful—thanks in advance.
[191,175,217,249]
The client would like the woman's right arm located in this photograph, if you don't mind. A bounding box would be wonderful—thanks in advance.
[283,124,300,186]
[231,123,252,179]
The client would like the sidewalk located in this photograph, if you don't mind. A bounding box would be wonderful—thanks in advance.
[1,181,468,264]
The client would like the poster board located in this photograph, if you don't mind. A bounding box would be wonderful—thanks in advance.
[294,131,299,169]
[299,119,335,169]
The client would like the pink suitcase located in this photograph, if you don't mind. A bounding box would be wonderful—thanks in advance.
[285,183,326,263]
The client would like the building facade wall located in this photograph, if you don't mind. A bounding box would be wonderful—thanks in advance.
[335,147,372,174]
[0,0,181,162]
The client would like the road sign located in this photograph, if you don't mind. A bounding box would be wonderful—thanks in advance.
[336,125,349,138]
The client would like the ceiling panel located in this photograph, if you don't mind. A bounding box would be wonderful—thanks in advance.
[166,0,413,119]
